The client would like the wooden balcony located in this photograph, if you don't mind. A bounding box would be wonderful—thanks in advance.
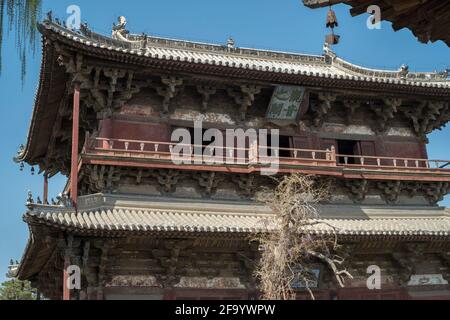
[81,136,450,182]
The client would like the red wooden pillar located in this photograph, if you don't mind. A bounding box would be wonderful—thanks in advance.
[63,256,70,300]
[70,83,81,209]
[43,172,48,204]
[100,119,113,150]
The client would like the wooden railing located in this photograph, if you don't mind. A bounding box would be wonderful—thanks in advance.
[335,154,450,170]
[83,136,450,173]
[85,137,335,165]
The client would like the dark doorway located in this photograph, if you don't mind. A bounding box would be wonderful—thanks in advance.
[337,140,360,164]
[266,134,292,158]
[279,135,292,158]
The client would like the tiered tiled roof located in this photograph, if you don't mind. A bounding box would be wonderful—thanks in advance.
[24,194,450,239]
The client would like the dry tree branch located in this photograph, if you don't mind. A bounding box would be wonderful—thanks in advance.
[253,173,352,300]
[307,251,353,288]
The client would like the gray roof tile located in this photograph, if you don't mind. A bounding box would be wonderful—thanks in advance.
[25,206,450,237]
[40,21,450,89]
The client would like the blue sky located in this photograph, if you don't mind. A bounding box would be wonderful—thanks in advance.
[0,0,449,282]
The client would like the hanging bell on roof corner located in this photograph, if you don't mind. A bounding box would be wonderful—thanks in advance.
[31,166,35,175]
[325,7,340,45]
[325,33,340,45]
[19,162,24,171]
[326,8,339,29]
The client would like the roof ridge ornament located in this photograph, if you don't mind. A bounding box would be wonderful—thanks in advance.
[80,22,91,36]
[56,192,73,208]
[112,16,130,41]
[26,190,35,210]
[46,10,53,22]
[7,260,19,279]
[398,64,409,80]
[323,42,336,63]
[227,37,236,50]
[13,144,25,163]
[141,33,149,50]
[438,69,449,79]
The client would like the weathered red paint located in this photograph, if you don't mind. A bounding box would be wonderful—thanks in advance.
[70,83,81,209]
[63,257,70,301]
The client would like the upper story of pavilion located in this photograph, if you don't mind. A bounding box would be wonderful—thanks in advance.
[14,17,450,203]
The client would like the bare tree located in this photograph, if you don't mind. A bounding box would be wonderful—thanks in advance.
[254,173,352,300]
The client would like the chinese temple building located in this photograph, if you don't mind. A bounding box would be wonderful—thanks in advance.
[14,16,450,300]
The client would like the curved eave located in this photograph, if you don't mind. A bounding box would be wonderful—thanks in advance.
[22,206,450,241]
[39,22,450,96]
[16,237,35,280]
[17,35,68,166]
[18,203,450,280]
[16,225,57,281]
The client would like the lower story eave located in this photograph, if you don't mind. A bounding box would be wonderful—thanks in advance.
[21,220,450,242]
[21,193,450,240]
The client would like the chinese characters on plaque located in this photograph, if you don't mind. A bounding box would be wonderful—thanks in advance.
[291,268,321,289]
[266,85,308,125]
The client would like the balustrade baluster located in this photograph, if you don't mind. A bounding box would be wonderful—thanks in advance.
[312,152,316,160]
[140,143,145,151]
[124,142,129,151]
[330,146,336,161]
